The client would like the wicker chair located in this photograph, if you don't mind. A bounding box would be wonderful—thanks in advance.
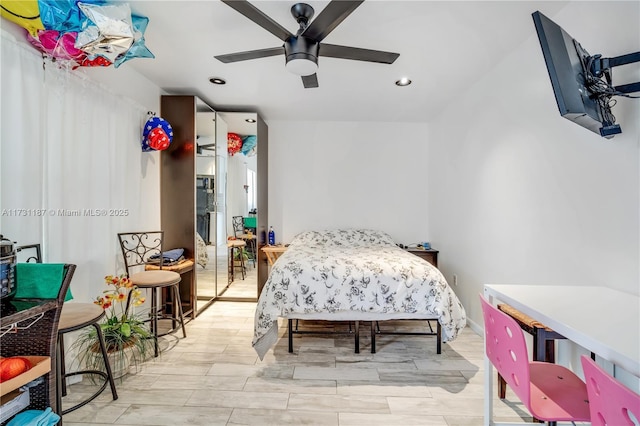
[16,244,118,415]
[1,260,76,419]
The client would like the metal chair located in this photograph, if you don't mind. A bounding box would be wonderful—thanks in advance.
[479,294,590,425]
[227,239,246,284]
[581,355,640,426]
[16,245,117,415]
[232,215,256,267]
[117,231,186,358]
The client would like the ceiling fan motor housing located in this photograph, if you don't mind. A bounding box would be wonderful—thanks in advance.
[285,36,319,76]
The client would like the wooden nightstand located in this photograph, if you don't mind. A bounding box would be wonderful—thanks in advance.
[262,245,288,266]
[406,248,439,267]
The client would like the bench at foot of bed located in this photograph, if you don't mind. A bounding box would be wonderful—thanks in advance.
[371,320,441,354]
[288,319,362,353]
[286,318,441,354]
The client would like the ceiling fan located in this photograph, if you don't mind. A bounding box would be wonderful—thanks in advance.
[215,0,400,88]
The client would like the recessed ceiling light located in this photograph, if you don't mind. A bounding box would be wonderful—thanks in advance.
[245,118,257,123]
[395,78,412,86]
[209,77,226,85]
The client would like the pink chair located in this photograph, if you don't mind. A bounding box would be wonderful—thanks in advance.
[581,355,640,426]
[479,295,590,424]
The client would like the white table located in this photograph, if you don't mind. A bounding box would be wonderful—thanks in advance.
[483,284,640,425]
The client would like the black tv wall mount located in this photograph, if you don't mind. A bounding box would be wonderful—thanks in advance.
[589,51,640,95]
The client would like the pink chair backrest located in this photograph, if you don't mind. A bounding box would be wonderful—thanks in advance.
[480,294,531,408]
[581,355,640,426]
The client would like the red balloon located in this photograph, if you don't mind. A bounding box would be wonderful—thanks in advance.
[147,128,171,151]
[227,132,242,156]
[74,54,112,68]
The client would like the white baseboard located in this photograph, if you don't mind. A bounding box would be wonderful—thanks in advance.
[466,317,483,336]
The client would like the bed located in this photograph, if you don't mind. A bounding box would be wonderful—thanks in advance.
[252,229,467,360]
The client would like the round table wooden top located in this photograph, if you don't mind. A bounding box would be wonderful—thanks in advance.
[59,303,105,332]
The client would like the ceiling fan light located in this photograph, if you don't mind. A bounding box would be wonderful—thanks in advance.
[286,58,318,76]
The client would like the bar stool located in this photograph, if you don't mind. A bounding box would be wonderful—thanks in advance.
[57,304,118,414]
[227,239,246,284]
[118,231,187,358]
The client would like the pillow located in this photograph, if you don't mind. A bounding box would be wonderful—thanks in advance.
[290,229,396,248]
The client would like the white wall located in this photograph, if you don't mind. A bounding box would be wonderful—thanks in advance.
[267,121,430,245]
[427,1,639,372]
[1,21,163,302]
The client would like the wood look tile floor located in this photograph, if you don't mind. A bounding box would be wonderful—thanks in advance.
[61,286,535,425]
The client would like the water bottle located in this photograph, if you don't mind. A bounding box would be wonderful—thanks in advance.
[268,226,275,245]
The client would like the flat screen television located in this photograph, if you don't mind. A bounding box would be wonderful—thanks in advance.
[532,11,621,138]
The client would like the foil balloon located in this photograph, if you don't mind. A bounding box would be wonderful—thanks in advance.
[141,116,173,152]
[75,2,134,62]
[140,131,154,152]
[0,0,45,36]
[241,135,257,156]
[142,116,173,141]
[38,0,102,33]
[147,128,171,151]
[227,133,242,156]
[74,54,111,68]
[113,15,154,68]
[28,30,84,61]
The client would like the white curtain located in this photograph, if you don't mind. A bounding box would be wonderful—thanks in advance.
[1,30,159,302]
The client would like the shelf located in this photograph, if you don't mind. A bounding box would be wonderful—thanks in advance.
[0,356,51,397]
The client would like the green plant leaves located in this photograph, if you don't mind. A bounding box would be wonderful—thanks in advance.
[120,322,131,338]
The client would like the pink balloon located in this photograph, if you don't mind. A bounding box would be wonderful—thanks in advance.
[28,30,84,61]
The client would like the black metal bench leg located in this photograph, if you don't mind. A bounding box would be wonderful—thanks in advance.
[370,321,376,354]
[355,321,360,353]
[288,319,293,353]
[436,321,441,354]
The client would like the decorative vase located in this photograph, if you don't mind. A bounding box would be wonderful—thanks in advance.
[106,345,134,379]
[88,340,138,379]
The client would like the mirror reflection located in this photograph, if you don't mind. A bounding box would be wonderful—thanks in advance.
[195,108,217,312]
[195,111,258,308]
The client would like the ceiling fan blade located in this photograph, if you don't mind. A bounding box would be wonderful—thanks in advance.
[301,0,363,42]
[215,47,284,63]
[302,73,319,88]
[319,43,399,64]
[221,0,294,42]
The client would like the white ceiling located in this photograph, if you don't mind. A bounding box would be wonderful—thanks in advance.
[126,1,569,123]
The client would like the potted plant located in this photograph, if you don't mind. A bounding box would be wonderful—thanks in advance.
[73,275,155,379]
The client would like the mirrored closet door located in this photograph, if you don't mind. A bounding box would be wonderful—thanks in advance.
[162,96,268,314]
[213,112,260,302]
[195,104,218,312]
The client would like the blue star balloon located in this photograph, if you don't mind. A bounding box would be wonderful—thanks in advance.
[241,135,257,156]
[38,0,103,33]
[114,14,154,68]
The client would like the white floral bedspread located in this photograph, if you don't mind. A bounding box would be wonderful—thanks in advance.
[253,229,467,359]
